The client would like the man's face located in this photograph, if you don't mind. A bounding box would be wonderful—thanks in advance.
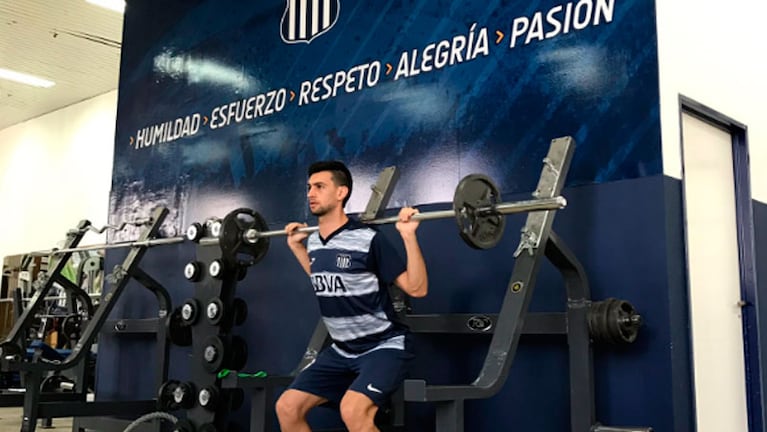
[307,171,347,216]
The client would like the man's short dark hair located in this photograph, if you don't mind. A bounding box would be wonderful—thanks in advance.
[308,160,353,207]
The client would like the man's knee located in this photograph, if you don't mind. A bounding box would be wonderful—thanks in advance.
[276,390,314,423]
[340,391,378,431]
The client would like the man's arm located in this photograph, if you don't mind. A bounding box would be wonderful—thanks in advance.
[285,222,311,276]
[394,208,428,298]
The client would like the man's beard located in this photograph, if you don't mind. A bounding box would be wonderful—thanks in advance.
[310,205,329,217]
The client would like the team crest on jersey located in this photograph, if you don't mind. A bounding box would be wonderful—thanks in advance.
[280,0,340,44]
[336,253,352,269]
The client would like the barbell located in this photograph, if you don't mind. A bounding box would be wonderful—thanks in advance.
[34,174,567,264]
[211,173,566,265]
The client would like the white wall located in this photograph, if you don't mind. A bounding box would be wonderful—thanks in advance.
[0,90,117,263]
[656,0,767,202]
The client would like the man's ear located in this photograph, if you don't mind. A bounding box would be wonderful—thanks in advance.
[337,185,349,202]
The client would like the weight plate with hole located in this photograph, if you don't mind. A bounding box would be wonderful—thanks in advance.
[453,174,506,249]
[219,208,270,266]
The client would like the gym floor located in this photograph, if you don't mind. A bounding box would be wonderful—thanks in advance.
[0,407,72,431]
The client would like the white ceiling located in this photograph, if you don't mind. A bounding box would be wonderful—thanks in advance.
[0,0,123,131]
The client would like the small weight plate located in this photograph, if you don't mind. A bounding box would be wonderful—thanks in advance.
[198,386,220,411]
[219,208,270,266]
[453,174,506,249]
[202,336,226,373]
[186,222,204,242]
[157,380,181,411]
[607,298,640,344]
[180,298,200,325]
[206,298,224,325]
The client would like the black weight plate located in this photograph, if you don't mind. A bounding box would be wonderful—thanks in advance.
[228,388,245,411]
[201,335,226,373]
[453,174,506,249]
[220,208,271,266]
[180,298,200,325]
[198,424,218,432]
[233,298,248,326]
[62,315,82,341]
[167,307,192,347]
[607,299,639,344]
[173,419,195,432]
[199,386,220,411]
[175,381,196,409]
[157,379,181,411]
[206,298,225,326]
[226,335,248,371]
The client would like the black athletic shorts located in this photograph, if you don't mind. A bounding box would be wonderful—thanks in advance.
[288,344,414,407]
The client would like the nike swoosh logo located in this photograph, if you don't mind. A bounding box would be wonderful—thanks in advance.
[310,257,316,266]
[366,383,383,394]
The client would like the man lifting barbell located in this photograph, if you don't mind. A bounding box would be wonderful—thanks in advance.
[276,161,428,432]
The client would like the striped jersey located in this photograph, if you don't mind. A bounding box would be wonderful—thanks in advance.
[307,219,408,356]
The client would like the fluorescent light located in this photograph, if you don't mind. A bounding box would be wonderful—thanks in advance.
[86,0,125,13]
[0,67,55,88]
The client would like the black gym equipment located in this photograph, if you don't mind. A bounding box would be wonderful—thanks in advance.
[0,207,173,432]
[7,136,650,431]
[219,136,652,432]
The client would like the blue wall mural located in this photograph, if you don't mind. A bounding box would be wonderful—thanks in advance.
[102,0,679,430]
[110,0,661,229]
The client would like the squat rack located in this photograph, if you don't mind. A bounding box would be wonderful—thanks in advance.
[0,207,173,432]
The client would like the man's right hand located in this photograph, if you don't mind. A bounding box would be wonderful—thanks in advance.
[285,222,309,249]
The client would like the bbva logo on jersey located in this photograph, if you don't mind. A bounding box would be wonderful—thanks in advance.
[280,0,340,44]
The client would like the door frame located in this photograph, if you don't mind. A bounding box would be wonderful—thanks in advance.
[679,94,761,432]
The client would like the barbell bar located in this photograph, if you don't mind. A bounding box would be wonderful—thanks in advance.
[243,196,566,241]
[31,174,567,258]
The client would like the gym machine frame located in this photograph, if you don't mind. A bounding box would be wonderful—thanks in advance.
[400,137,650,431]
[0,207,174,432]
[220,136,650,431]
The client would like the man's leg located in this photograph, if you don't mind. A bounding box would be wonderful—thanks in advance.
[340,390,379,432]
[275,389,327,432]
[342,346,414,432]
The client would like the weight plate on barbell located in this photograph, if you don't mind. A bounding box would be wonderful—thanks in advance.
[220,208,270,267]
[453,174,506,249]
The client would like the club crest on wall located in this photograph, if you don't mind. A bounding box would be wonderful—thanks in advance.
[280,0,340,44]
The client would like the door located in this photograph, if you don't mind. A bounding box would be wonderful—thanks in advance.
[681,111,749,431]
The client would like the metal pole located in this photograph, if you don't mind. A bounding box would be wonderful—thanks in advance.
[33,236,187,256]
[29,196,566,255]
[245,196,566,241]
